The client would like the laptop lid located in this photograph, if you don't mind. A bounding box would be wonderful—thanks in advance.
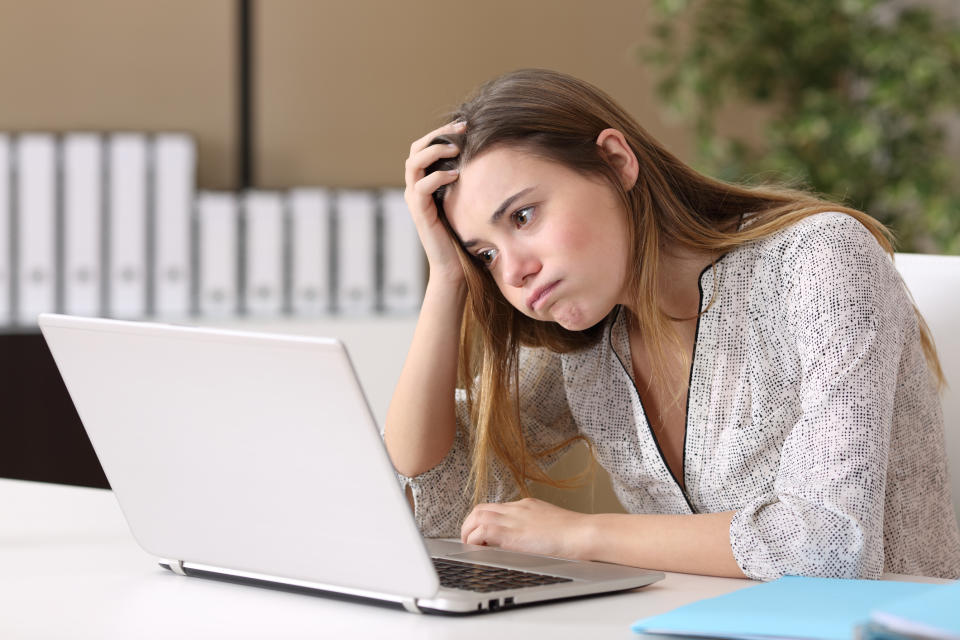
[38,313,439,600]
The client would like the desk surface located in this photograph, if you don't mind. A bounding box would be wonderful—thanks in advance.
[0,479,940,640]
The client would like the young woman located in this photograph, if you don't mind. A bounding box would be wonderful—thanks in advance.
[383,69,960,581]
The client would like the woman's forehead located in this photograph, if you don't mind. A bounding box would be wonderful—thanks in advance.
[461,147,547,188]
[445,148,561,224]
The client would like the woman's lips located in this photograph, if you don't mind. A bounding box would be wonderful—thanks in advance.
[528,281,560,311]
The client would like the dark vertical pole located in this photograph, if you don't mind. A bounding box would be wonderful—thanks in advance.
[237,0,253,315]
[238,0,253,190]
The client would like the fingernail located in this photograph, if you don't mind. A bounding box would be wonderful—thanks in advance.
[448,169,459,175]
[452,120,467,130]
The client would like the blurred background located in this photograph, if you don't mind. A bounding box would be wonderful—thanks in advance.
[1,0,958,491]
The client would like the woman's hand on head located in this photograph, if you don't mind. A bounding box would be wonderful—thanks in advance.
[404,121,467,286]
[460,498,593,560]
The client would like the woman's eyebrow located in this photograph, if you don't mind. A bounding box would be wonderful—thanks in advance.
[462,186,537,249]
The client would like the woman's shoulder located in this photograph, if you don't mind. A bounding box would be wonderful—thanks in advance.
[756,210,877,249]
[748,211,892,276]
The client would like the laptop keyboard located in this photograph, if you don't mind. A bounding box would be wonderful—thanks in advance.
[431,557,573,593]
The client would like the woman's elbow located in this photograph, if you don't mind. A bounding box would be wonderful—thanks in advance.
[734,507,883,580]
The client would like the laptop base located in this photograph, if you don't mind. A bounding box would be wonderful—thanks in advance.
[159,560,651,616]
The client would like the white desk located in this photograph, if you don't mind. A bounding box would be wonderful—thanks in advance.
[1,478,752,639]
[0,479,940,639]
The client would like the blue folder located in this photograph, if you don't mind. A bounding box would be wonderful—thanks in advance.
[631,575,955,640]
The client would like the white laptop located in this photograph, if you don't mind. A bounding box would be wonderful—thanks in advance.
[38,313,663,614]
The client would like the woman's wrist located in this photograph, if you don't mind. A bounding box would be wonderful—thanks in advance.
[571,512,602,561]
[425,271,468,301]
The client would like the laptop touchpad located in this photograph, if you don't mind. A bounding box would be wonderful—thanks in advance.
[450,549,574,569]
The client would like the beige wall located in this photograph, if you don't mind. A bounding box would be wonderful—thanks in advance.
[254,0,693,188]
[0,0,700,191]
[0,0,237,189]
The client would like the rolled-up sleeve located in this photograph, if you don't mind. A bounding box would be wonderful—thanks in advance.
[396,346,579,537]
[730,213,907,580]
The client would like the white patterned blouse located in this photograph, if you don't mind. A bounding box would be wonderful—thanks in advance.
[396,211,960,580]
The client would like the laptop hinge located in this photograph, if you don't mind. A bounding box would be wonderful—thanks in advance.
[167,559,187,576]
[401,598,422,614]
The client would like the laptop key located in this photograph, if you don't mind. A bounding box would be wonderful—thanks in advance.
[432,557,573,593]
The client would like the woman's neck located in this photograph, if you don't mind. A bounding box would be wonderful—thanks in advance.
[655,245,717,321]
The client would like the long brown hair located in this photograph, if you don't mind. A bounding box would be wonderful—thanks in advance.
[426,68,944,506]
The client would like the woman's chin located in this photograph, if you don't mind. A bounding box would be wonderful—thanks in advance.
[515,301,610,332]
[553,307,615,331]
[552,306,606,332]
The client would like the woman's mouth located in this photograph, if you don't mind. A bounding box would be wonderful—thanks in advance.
[527,281,560,312]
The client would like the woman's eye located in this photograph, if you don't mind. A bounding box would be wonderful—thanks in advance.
[476,249,497,267]
[512,206,535,228]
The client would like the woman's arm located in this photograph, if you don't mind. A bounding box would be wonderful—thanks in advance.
[383,277,465,477]
[725,213,906,580]
[385,122,582,536]
[382,121,466,478]
[583,511,744,577]
[461,499,745,578]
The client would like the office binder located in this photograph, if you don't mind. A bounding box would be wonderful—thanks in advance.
[62,133,103,317]
[153,133,196,318]
[0,134,9,325]
[197,191,238,318]
[16,133,57,326]
[289,188,331,315]
[107,133,148,319]
[335,190,377,315]
[243,190,284,316]
[380,189,424,314]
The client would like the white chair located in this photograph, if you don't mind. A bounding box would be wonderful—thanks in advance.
[538,253,960,532]
[894,253,960,531]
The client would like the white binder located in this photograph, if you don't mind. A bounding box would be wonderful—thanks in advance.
[16,133,57,326]
[107,133,148,319]
[243,190,284,316]
[0,134,10,325]
[197,191,238,318]
[335,190,377,315]
[380,189,425,314]
[63,133,103,317]
[153,133,196,319]
[289,188,330,315]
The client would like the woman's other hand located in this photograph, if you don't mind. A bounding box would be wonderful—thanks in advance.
[460,497,593,560]
[404,121,466,286]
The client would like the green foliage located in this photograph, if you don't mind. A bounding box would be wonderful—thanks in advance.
[645,0,960,253]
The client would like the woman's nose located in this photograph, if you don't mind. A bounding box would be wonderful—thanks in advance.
[501,248,541,288]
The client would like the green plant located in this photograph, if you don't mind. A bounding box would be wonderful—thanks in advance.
[645,0,960,253]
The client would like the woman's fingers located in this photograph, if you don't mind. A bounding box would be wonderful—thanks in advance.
[411,168,459,199]
[404,122,463,213]
[401,120,467,282]
[464,525,491,547]
[461,503,506,545]
[404,143,460,190]
[459,499,586,558]
[409,120,466,157]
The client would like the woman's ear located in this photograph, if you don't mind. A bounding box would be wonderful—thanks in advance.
[596,128,639,190]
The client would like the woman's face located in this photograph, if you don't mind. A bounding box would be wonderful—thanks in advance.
[443,145,633,331]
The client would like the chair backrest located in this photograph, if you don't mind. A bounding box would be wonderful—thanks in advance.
[894,253,960,531]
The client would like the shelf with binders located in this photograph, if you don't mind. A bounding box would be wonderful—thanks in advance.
[0,131,427,333]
